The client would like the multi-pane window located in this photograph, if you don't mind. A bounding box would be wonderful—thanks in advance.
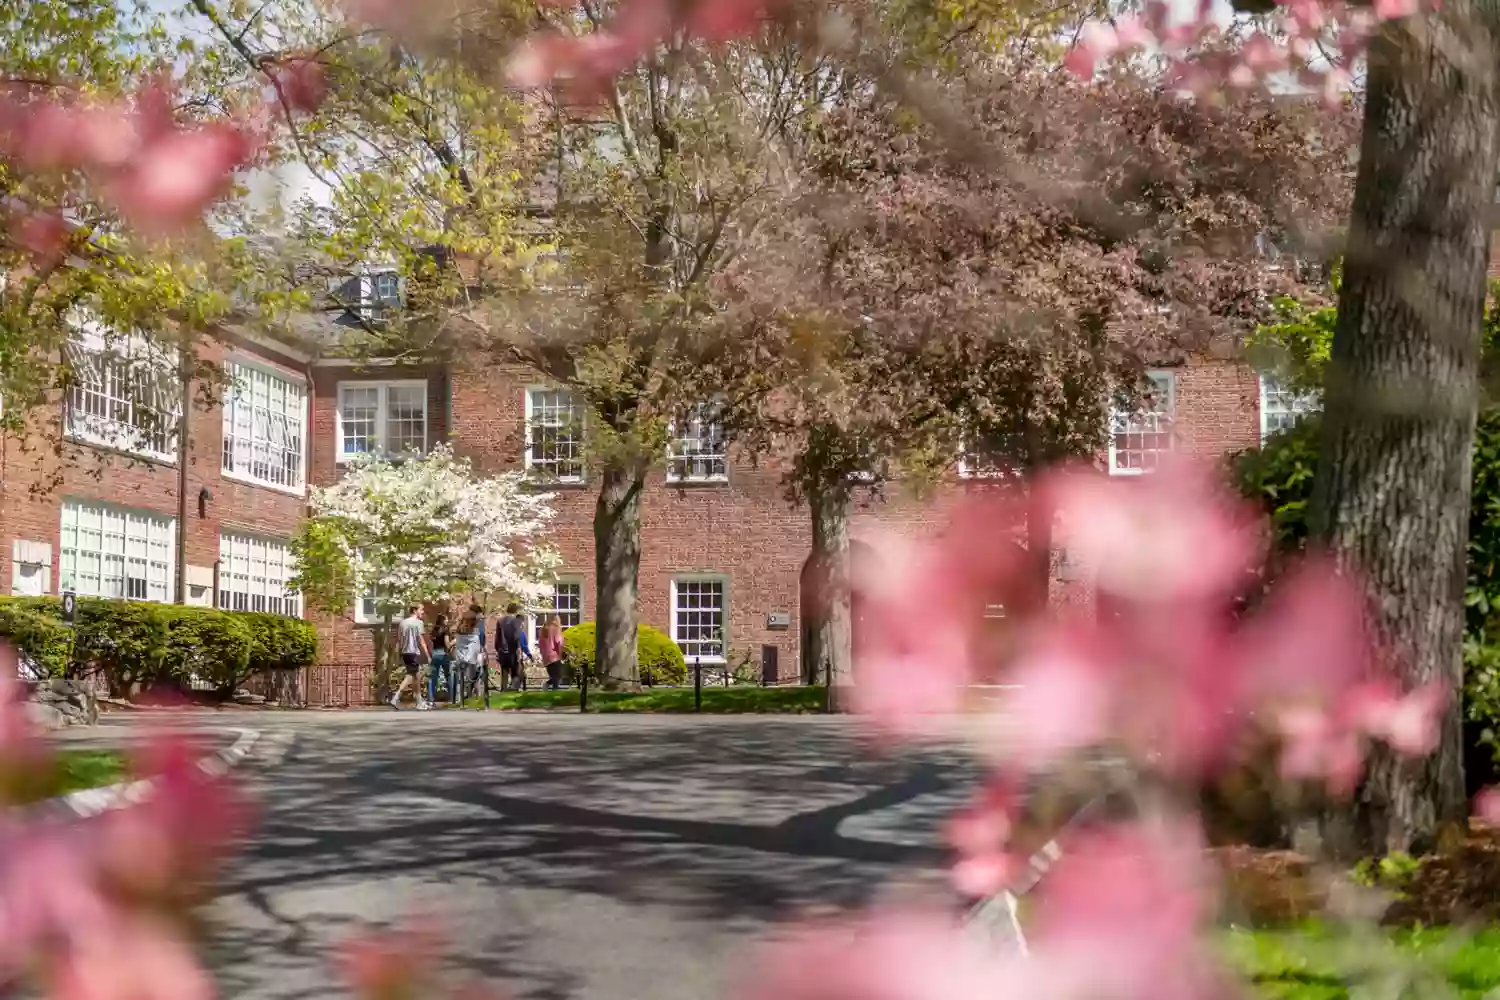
[667,404,728,482]
[1259,375,1320,441]
[59,501,175,603]
[65,326,180,461]
[1109,371,1175,475]
[337,381,427,460]
[525,389,585,482]
[672,577,726,662]
[372,271,401,304]
[218,533,300,617]
[530,579,583,645]
[222,363,307,491]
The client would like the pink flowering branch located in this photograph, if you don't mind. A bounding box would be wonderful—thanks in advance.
[0,666,249,1000]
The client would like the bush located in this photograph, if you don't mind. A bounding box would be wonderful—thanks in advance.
[562,622,688,685]
[0,602,72,677]
[0,597,315,696]
[158,606,254,691]
[239,612,319,673]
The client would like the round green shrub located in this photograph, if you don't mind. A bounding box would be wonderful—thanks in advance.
[562,622,688,685]
[239,612,319,672]
[0,600,72,677]
[159,606,254,690]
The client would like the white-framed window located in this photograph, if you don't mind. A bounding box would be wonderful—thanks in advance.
[529,578,583,646]
[218,533,300,617]
[222,362,307,493]
[525,388,585,482]
[372,271,402,305]
[59,501,175,603]
[1259,374,1320,441]
[355,586,396,625]
[666,403,728,483]
[336,380,427,461]
[64,323,180,462]
[1109,371,1175,475]
[957,432,1014,480]
[671,576,726,663]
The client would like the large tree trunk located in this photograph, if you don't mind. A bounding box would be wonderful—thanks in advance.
[803,485,853,697]
[1310,0,1500,856]
[595,457,646,688]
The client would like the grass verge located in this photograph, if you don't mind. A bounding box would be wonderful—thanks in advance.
[37,749,130,799]
[462,685,827,713]
[1228,923,1500,1000]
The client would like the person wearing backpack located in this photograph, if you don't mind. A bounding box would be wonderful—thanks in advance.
[496,603,532,691]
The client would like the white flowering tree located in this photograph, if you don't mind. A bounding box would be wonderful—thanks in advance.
[291,445,560,690]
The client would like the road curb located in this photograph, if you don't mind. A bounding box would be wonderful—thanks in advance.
[53,727,261,820]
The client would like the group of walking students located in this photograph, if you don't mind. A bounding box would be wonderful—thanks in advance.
[389,601,569,711]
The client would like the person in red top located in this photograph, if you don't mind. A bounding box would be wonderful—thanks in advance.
[538,614,566,690]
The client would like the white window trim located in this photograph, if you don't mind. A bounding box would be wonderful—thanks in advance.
[354,585,396,625]
[64,321,181,464]
[665,400,729,484]
[670,574,729,665]
[58,499,177,603]
[1258,374,1321,443]
[956,437,1020,480]
[217,531,302,618]
[221,357,309,496]
[335,379,428,463]
[1108,370,1176,477]
[523,385,587,484]
[528,576,585,648]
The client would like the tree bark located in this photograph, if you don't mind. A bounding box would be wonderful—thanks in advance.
[803,485,853,698]
[595,457,646,688]
[1310,0,1500,855]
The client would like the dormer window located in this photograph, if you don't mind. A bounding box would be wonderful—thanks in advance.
[372,271,401,305]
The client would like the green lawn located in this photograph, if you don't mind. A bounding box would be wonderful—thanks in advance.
[461,685,827,713]
[35,749,130,800]
[1228,923,1500,1000]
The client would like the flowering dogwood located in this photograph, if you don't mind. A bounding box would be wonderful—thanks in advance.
[294,444,561,624]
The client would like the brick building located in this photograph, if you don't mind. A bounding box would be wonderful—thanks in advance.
[0,285,1320,703]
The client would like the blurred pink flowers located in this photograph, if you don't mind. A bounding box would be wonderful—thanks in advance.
[849,459,1446,803]
[0,76,277,239]
[0,667,247,1000]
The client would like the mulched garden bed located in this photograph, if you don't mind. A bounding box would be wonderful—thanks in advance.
[1209,825,1500,928]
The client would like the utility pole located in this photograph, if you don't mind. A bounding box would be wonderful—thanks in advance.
[174,332,190,604]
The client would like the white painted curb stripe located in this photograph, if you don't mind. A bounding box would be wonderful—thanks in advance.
[53,727,260,820]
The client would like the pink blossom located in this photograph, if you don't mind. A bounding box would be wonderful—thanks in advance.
[947,778,1025,897]
[47,914,214,1000]
[269,57,328,113]
[10,209,70,265]
[1030,821,1228,1000]
[739,910,1032,1000]
[340,928,441,1000]
[1348,680,1448,757]
[1063,23,1119,78]
[1046,461,1260,604]
[1241,33,1287,72]
[1475,786,1500,826]
[106,123,257,234]
[1373,0,1421,18]
[999,628,1113,766]
[688,0,769,42]
[1275,703,1365,794]
[1235,559,1370,707]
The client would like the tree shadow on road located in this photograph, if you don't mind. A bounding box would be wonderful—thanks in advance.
[203,716,982,1000]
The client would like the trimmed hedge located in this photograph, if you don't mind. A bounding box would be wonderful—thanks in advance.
[562,622,689,685]
[0,596,317,695]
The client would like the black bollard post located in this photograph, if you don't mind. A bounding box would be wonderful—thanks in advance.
[580,665,588,713]
[694,655,702,712]
[482,658,490,710]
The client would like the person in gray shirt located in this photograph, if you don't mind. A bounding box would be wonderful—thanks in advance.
[390,604,431,710]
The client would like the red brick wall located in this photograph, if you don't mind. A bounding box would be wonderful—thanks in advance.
[447,364,809,676]
[0,331,309,608]
[307,363,451,668]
